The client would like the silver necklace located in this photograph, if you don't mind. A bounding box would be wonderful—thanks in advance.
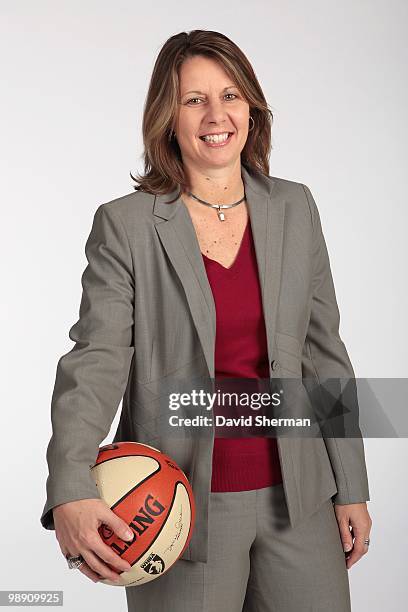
[186,191,246,221]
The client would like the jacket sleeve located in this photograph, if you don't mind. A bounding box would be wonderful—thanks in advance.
[40,203,135,530]
[301,184,370,505]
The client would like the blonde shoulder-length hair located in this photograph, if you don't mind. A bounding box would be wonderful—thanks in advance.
[130,29,274,203]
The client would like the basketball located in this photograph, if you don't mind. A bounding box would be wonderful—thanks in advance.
[89,441,196,587]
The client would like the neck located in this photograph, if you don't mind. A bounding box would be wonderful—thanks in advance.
[181,160,244,204]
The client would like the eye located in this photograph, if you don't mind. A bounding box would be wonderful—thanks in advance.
[186,97,203,105]
[224,93,238,100]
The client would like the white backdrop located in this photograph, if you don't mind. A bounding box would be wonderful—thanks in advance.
[1,1,407,610]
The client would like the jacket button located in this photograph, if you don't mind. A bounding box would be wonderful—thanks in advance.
[271,360,280,371]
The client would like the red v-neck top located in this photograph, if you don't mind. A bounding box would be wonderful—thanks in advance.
[202,219,283,492]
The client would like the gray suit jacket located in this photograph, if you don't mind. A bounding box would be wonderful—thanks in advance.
[40,163,370,563]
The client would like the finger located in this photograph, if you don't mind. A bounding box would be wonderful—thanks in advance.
[100,509,134,543]
[362,529,371,551]
[363,534,371,550]
[80,548,123,583]
[345,531,369,569]
[338,521,353,553]
[61,548,101,583]
[88,533,132,574]
[345,546,366,569]
[353,528,369,557]
[78,561,101,583]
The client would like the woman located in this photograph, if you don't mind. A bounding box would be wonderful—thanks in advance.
[41,30,372,611]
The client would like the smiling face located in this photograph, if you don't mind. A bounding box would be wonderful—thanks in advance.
[174,55,250,173]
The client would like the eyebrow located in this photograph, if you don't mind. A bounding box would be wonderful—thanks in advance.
[181,85,238,96]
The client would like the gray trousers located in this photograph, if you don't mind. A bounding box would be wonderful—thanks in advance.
[125,483,351,612]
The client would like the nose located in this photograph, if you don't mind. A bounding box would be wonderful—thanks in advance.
[203,98,228,126]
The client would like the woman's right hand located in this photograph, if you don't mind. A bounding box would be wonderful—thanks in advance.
[53,498,134,583]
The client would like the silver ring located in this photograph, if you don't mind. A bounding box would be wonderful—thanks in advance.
[363,538,370,546]
[66,553,85,569]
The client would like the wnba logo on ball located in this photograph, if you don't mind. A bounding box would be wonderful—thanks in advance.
[141,552,165,575]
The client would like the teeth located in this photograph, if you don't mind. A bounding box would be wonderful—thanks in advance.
[202,132,230,143]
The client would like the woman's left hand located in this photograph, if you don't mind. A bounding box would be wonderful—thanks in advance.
[333,502,372,569]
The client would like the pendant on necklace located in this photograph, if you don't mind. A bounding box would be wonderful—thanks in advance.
[216,205,226,221]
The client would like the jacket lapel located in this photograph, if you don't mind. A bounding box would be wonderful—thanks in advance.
[153,163,286,378]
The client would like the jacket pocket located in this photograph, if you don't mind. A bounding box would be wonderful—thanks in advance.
[129,351,210,429]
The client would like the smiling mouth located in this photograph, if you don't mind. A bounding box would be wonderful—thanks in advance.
[199,132,234,143]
